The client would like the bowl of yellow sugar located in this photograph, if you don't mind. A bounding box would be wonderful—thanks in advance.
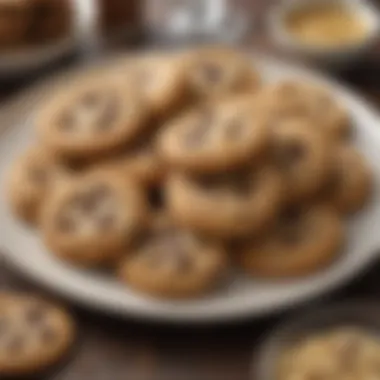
[269,0,380,67]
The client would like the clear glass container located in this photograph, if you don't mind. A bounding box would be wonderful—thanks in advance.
[145,0,252,46]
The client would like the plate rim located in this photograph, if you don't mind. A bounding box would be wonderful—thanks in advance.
[1,52,380,324]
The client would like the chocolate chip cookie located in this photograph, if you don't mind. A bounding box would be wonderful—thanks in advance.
[41,168,148,266]
[7,146,69,224]
[272,118,331,202]
[118,216,227,298]
[167,167,283,238]
[322,145,372,213]
[38,75,150,160]
[0,292,75,377]
[120,53,188,118]
[239,205,344,278]
[257,81,351,139]
[184,46,260,100]
[158,96,270,174]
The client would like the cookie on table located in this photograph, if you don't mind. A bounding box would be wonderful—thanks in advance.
[37,75,150,160]
[184,46,260,100]
[7,146,69,224]
[41,168,148,267]
[256,80,351,139]
[272,118,331,202]
[167,167,283,239]
[239,205,344,278]
[157,96,270,174]
[120,53,188,118]
[322,145,372,214]
[0,292,75,377]
[118,216,227,298]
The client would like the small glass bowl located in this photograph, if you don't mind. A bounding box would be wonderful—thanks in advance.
[254,300,380,380]
[268,0,380,68]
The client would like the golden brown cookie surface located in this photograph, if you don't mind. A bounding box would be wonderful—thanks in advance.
[322,145,372,213]
[158,96,270,174]
[0,293,75,377]
[41,168,148,267]
[271,118,331,202]
[184,46,260,100]
[239,205,344,278]
[167,167,283,239]
[37,76,150,160]
[7,146,69,224]
[118,216,227,298]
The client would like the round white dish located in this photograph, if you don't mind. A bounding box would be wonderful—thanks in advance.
[0,54,380,323]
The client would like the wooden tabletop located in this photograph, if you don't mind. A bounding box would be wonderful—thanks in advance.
[1,2,380,380]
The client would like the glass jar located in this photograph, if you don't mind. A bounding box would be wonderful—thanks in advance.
[144,0,252,45]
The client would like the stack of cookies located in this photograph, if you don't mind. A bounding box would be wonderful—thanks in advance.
[7,47,373,299]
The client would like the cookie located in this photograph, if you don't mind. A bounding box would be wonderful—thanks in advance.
[239,205,344,278]
[37,75,150,160]
[41,168,148,266]
[167,167,283,239]
[256,81,351,139]
[322,145,372,213]
[272,118,330,202]
[7,146,69,224]
[158,96,270,174]
[184,46,260,100]
[120,53,188,118]
[0,292,75,376]
[106,139,165,187]
[118,216,227,298]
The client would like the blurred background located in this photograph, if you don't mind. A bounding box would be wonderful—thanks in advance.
[0,1,379,380]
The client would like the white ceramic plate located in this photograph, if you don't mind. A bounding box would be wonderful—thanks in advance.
[0,54,380,323]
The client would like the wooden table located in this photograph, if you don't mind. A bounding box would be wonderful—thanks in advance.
[1,2,380,379]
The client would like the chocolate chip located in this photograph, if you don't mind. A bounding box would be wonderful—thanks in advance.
[82,92,99,108]
[275,142,305,168]
[147,187,165,211]
[57,215,75,233]
[281,209,302,224]
[277,210,304,245]
[201,63,222,84]
[234,177,252,196]
[174,252,192,273]
[40,326,57,344]
[97,214,115,230]
[80,186,110,213]
[25,304,46,325]
[326,167,342,191]
[6,334,25,354]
